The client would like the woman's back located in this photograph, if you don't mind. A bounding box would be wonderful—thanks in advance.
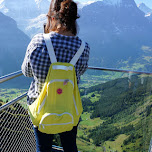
[21,0,90,151]
[22,31,89,105]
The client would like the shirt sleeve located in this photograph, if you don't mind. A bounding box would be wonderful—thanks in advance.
[79,42,90,76]
[21,39,37,77]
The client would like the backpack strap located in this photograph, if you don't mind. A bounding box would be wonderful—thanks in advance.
[70,41,85,66]
[44,33,85,65]
[43,33,57,63]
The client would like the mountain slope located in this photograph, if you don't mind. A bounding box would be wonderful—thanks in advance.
[78,0,152,69]
[26,14,46,37]
[24,0,152,69]
[1,0,152,74]
[0,12,31,88]
[81,75,152,151]
[0,12,30,75]
[0,0,50,32]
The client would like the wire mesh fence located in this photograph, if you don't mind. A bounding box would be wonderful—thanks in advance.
[1,100,36,152]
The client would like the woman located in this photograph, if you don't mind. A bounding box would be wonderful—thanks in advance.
[21,0,90,151]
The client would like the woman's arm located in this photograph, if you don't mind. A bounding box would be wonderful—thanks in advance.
[79,43,90,76]
[21,41,37,77]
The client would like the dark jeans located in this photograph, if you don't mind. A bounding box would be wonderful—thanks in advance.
[33,126,78,152]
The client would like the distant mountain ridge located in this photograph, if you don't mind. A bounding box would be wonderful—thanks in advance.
[0,0,49,33]
[1,0,152,77]
[0,0,146,38]
[78,0,152,69]
[0,0,49,15]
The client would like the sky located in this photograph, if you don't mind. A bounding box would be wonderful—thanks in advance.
[76,0,152,9]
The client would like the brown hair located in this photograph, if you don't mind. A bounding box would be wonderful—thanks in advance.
[45,0,79,35]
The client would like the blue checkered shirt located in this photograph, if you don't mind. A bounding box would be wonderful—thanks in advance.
[21,32,90,105]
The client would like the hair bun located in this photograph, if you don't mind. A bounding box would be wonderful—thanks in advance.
[48,0,79,35]
[59,0,79,22]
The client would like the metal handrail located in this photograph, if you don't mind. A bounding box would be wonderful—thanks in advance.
[0,92,27,111]
[1,66,152,111]
[1,67,152,84]
[88,66,152,75]
[0,70,23,84]
[1,66,152,112]
[1,67,152,111]
[0,71,27,111]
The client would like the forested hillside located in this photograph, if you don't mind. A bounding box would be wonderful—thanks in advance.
[79,75,152,151]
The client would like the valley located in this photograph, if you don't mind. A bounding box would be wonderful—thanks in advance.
[1,74,152,152]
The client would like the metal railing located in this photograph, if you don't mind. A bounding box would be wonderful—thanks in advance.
[1,67,152,112]
[1,67,152,152]
[0,70,23,84]
[2,67,152,84]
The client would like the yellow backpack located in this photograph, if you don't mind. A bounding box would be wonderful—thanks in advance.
[28,33,85,134]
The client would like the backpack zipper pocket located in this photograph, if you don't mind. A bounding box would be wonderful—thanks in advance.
[39,112,74,129]
[47,79,74,89]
